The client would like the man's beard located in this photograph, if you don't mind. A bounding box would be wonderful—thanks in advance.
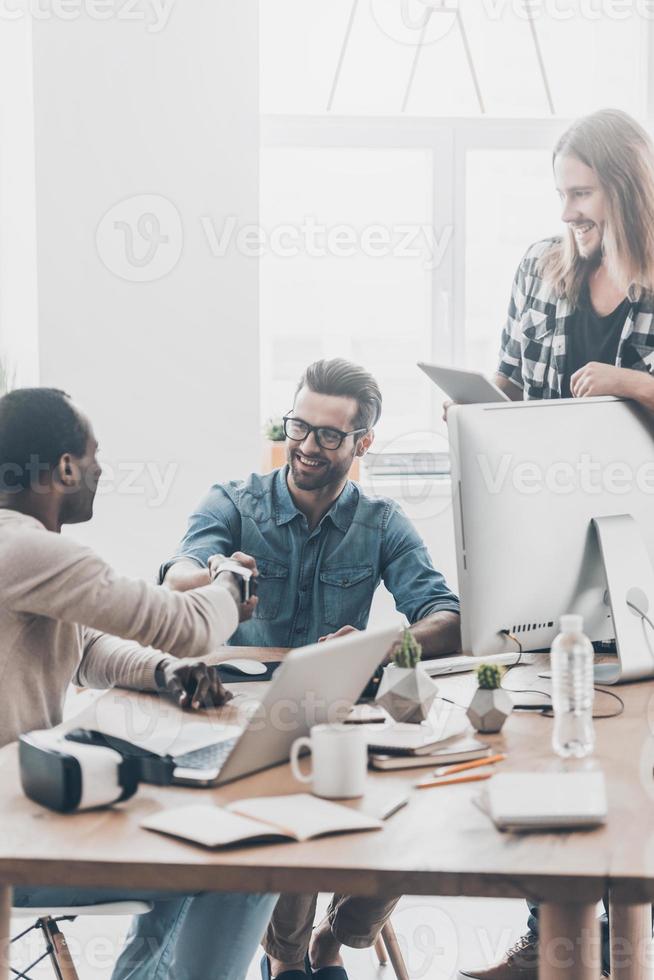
[288,449,352,491]
[572,224,603,264]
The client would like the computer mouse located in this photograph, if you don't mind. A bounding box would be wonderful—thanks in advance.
[218,659,268,677]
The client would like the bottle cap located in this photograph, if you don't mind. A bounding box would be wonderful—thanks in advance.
[560,614,583,634]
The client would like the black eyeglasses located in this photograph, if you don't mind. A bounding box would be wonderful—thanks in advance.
[282,415,368,451]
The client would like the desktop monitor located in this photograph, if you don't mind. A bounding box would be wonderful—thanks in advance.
[448,396,654,684]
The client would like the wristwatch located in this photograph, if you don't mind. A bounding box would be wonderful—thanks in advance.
[211,558,255,602]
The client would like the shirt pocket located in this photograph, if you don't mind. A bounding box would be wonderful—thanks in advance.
[520,309,555,386]
[319,564,374,628]
[252,556,288,621]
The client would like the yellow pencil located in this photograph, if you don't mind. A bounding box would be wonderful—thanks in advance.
[432,753,506,778]
[415,772,493,790]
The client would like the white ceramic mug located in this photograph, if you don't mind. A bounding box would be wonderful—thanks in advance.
[290,723,367,799]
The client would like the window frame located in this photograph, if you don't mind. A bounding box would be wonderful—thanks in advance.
[261,115,568,426]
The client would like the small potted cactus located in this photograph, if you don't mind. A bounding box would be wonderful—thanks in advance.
[466,663,513,734]
[262,417,287,472]
[375,630,439,724]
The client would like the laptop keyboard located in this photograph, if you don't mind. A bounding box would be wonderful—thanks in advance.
[174,736,239,771]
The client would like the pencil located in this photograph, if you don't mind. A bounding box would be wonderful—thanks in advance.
[415,772,493,789]
[432,754,506,778]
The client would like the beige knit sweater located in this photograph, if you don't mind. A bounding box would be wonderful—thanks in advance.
[0,509,238,747]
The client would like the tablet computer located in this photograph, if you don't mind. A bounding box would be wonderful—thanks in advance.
[418,361,510,404]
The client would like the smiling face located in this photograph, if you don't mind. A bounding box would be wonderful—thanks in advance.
[286,387,369,492]
[554,153,607,262]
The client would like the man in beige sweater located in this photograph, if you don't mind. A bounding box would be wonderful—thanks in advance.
[0,387,277,980]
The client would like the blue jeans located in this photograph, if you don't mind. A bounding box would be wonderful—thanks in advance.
[13,886,278,980]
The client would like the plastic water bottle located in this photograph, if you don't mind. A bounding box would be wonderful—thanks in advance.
[550,614,595,759]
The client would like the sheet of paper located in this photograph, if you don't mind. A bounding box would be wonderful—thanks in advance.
[83,694,243,756]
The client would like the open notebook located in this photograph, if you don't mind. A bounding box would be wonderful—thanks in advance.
[141,794,383,848]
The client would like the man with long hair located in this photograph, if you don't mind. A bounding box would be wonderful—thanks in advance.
[460,107,654,980]
[495,107,654,409]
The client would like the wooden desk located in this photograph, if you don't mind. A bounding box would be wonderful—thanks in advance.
[0,651,651,980]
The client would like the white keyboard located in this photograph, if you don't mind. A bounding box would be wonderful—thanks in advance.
[423,651,528,677]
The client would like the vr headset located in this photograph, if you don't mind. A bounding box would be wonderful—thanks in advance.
[19,728,175,813]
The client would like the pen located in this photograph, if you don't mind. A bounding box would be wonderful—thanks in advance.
[432,753,505,778]
[415,772,493,789]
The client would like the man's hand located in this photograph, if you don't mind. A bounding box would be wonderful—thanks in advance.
[318,625,359,643]
[571,362,630,399]
[209,552,259,623]
[155,659,233,711]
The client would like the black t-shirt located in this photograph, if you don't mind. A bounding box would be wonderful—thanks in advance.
[562,285,630,397]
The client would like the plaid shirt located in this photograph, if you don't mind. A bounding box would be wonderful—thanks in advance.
[498,238,654,398]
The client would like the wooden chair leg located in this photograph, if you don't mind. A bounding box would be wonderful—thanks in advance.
[379,922,410,980]
[375,935,388,965]
[39,917,81,980]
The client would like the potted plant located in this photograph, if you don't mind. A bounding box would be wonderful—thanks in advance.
[262,417,287,472]
[375,630,439,724]
[466,663,513,734]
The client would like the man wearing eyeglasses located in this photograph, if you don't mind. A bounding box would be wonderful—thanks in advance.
[160,357,460,980]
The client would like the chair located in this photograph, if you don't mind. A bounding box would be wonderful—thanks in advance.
[11,901,153,979]
[374,921,410,980]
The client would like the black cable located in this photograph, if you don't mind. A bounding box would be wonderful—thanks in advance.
[438,628,625,719]
[591,687,625,719]
[538,686,625,721]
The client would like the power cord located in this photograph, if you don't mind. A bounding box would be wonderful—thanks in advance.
[435,629,624,718]
[498,629,624,719]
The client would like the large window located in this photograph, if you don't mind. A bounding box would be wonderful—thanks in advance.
[260,1,652,441]
[261,146,437,444]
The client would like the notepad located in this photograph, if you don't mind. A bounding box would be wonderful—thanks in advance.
[367,716,470,756]
[483,771,608,831]
[370,736,490,770]
[141,794,383,849]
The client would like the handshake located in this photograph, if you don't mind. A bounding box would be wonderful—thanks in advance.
[209,552,258,621]
[165,551,259,623]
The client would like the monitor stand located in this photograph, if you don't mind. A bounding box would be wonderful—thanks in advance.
[592,514,654,684]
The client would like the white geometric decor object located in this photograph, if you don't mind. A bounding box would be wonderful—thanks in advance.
[376,664,439,725]
[466,687,513,734]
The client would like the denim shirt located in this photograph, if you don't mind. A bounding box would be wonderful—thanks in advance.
[160,467,459,648]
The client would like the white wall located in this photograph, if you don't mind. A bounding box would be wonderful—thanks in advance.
[0,16,39,386]
[30,0,260,578]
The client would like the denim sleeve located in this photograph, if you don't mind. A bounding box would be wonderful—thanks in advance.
[381,503,460,624]
[158,485,241,583]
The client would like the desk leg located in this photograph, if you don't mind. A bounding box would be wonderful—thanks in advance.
[609,899,651,980]
[539,903,600,979]
[0,885,11,980]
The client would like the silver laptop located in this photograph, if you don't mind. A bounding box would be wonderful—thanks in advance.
[171,624,401,786]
